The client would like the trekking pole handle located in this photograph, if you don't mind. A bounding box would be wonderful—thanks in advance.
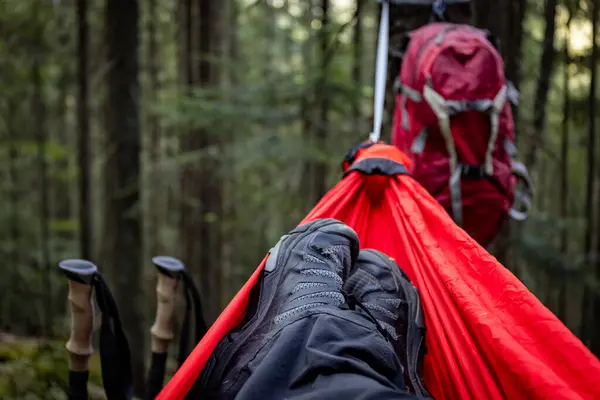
[150,273,178,353]
[66,280,95,371]
[150,256,184,353]
[59,259,97,372]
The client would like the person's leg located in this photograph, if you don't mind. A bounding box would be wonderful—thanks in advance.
[232,306,413,399]
[345,249,430,397]
[198,219,427,399]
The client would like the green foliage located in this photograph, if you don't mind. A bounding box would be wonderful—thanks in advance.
[0,0,599,391]
[514,215,592,277]
[0,337,102,400]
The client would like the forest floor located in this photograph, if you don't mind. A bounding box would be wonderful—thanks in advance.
[0,331,179,399]
[0,331,106,399]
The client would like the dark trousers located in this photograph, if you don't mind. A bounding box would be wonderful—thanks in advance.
[222,308,422,399]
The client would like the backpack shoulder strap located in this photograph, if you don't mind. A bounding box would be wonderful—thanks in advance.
[485,85,508,174]
[422,84,458,172]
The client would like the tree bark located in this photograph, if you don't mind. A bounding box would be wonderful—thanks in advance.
[198,0,224,317]
[474,0,526,121]
[147,0,162,256]
[7,99,19,296]
[585,0,599,351]
[473,0,505,48]
[77,0,92,260]
[558,8,573,321]
[352,0,363,129]
[54,4,74,246]
[313,0,329,203]
[503,0,527,95]
[32,18,51,334]
[520,0,558,305]
[474,0,527,267]
[104,0,145,395]
[179,0,224,321]
[179,0,202,313]
[525,0,558,170]
[300,0,314,213]
[2,99,19,330]
[220,0,239,306]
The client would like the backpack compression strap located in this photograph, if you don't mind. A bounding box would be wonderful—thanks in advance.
[504,140,533,221]
[421,83,508,225]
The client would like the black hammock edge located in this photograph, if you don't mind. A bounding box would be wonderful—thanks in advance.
[345,157,410,177]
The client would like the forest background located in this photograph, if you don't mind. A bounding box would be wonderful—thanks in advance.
[0,0,599,398]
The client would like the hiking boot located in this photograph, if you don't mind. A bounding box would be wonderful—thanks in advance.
[199,218,360,398]
[344,249,430,397]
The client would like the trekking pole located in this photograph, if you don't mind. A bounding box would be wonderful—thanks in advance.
[59,259,133,400]
[147,256,182,400]
[59,259,97,400]
[146,256,208,400]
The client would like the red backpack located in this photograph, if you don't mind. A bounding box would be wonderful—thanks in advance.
[391,22,532,246]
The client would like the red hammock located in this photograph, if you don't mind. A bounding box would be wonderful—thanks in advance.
[157,144,600,400]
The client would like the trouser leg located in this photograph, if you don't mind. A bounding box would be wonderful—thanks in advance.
[232,309,420,400]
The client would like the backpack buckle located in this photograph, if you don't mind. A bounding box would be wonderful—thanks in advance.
[432,0,447,21]
[460,164,487,179]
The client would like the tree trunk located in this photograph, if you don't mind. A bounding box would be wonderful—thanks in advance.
[7,100,19,319]
[77,0,92,260]
[179,0,203,313]
[473,0,507,42]
[352,0,363,129]
[558,8,572,321]
[525,0,558,299]
[504,0,527,110]
[390,3,472,37]
[313,0,329,203]
[474,0,526,122]
[104,0,145,395]
[54,4,74,247]
[474,0,527,267]
[220,0,239,306]
[147,0,162,256]
[585,0,599,351]
[32,21,51,334]
[198,0,224,317]
[300,0,314,213]
[179,0,224,321]
[255,0,276,262]
[525,0,558,170]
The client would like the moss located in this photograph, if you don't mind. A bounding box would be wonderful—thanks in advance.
[0,337,102,400]
[0,336,178,399]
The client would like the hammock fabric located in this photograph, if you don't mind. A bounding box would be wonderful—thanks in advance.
[157,144,600,400]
